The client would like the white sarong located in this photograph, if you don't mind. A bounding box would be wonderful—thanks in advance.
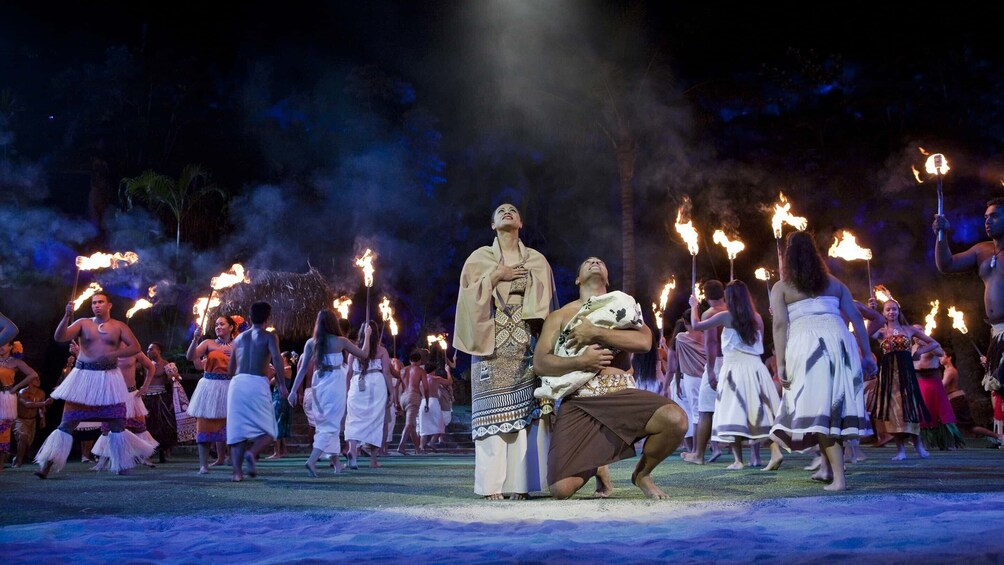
[226,373,277,444]
[312,359,348,454]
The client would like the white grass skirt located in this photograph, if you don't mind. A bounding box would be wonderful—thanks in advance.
[52,367,129,406]
[187,377,230,419]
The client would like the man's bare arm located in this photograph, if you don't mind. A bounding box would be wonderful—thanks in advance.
[54,303,82,343]
[534,312,612,375]
[0,312,18,346]
[565,318,653,354]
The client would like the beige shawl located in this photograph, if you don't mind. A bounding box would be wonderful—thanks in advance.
[453,238,556,356]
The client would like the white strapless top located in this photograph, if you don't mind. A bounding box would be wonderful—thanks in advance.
[787,296,841,322]
[721,327,763,355]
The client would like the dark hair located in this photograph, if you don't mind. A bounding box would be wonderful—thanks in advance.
[148,342,163,353]
[250,302,271,325]
[409,349,424,363]
[703,280,725,301]
[942,347,955,362]
[92,291,112,303]
[680,308,693,329]
[988,197,1004,208]
[783,231,829,295]
[312,310,340,365]
[357,320,379,371]
[668,318,687,352]
[220,315,240,339]
[725,280,759,346]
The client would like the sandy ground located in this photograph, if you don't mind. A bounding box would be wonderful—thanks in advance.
[3,444,1003,563]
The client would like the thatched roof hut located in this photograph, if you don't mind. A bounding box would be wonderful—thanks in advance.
[211,267,333,341]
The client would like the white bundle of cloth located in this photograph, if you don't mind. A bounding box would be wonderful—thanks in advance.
[534,291,644,401]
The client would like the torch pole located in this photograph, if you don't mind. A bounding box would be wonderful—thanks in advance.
[365,286,371,325]
[775,237,783,279]
[691,253,697,299]
[970,338,983,358]
[729,258,735,282]
[937,175,945,242]
[71,268,81,302]
[199,289,216,334]
[867,260,874,298]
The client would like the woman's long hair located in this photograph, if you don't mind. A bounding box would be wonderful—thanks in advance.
[358,320,379,371]
[783,231,829,295]
[312,310,341,367]
[725,280,759,346]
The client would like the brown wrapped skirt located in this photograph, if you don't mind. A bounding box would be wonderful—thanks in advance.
[547,388,670,484]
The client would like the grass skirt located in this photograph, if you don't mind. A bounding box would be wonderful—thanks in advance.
[187,376,230,419]
[52,367,129,407]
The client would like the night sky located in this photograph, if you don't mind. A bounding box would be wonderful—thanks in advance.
[4,1,1004,363]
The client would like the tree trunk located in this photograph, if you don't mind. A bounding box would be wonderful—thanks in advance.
[175,221,181,255]
[616,137,638,295]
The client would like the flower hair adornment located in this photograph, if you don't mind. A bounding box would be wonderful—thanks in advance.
[11,341,24,359]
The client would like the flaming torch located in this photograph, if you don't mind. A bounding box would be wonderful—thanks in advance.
[828,230,874,295]
[873,285,894,304]
[378,296,396,356]
[652,278,676,341]
[771,192,808,277]
[72,282,104,311]
[333,296,353,319]
[947,305,983,356]
[923,150,951,242]
[675,198,700,298]
[198,264,251,333]
[427,333,449,362]
[755,267,772,306]
[72,251,139,300]
[924,300,940,337]
[126,285,158,320]
[354,249,376,324]
[712,230,745,281]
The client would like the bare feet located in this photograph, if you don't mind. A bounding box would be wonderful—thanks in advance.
[873,435,894,448]
[198,466,209,475]
[593,467,614,498]
[244,452,257,478]
[329,456,344,474]
[681,452,705,465]
[34,463,52,480]
[369,458,381,468]
[265,453,282,460]
[763,455,784,471]
[631,471,668,500]
[726,461,745,470]
[708,447,723,463]
[749,451,762,468]
[803,455,822,471]
[810,470,833,482]
[509,493,528,500]
[823,479,847,492]
[484,493,504,501]
[916,445,930,458]
[231,471,243,482]
[348,454,359,470]
[891,448,907,461]
[209,458,226,467]
[305,461,318,478]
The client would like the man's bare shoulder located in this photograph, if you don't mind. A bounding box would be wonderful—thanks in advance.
[549,301,581,324]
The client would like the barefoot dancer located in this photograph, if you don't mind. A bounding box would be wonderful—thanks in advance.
[0,340,39,471]
[226,302,284,482]
[345,321,393,469]
[36,293,154,477]
[288,312,371,477]
[689,281,784,471]
[92,347,159,469]
[396,350,426,454]
[769,231,876,491]
[536,258,687,500]
[683,280,727,465]
[186,315,243,474]
[866,297,935,461]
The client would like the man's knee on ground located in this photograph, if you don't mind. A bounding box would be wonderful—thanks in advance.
[549,476,585,500]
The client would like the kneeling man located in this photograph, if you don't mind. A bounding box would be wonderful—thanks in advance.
[534,258,687,499]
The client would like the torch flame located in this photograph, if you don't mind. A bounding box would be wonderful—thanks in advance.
[378,297,393,322]
[873,285,894,303]
[427,333,448,351]
[73,282,104,310]
[148,285,158,298]
[947,306,968,335]
[75,251,139,271]
[659,279,675,311]
[674,199,699,255]
[652,303,664,331]
[192,295,222,331]
[755,267,770,281]
[694,284,705,303]
[211,264,250,291]
[828,230,873,261]
[771,192,808,239]
[712,230,746,260]
[911,165,923,184]
[332,296,353,319]
[126,299,154,319]
[354,249,376,287]
[924,300,940,336]
[925,153,950,176]
[389,317,399,337]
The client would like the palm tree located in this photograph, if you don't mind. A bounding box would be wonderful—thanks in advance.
[120,164,223,252]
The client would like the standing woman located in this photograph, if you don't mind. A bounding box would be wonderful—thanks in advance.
[186,315,243,474]
[769,231,876,491]
[454,203,557,500]
[0,340,38,471]
[289,312,371,477]
[865,297,936,460]
[267,351,295,460]
[344,320,391,469]
[689,281,784,471]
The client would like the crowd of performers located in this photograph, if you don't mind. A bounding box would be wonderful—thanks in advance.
[2,198,1003,496]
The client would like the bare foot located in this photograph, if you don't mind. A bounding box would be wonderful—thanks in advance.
[681,452,705,465]
[509,493,528,500]
[810,470,833,482]
[209,459,226,467]
[803,455,822,471]
[593,467,614,498]
[330,456,344,474]
[824,479,846,491]
[348,454,359,470]
[632,472,668,500]
[891,450,907,461]
[244,453,257,478]
[916,445,930,458]
[749,451,762,467]
[484,493,504,501]
[873,435,894,448]
[369,458,381,468]
[305,461,318,478]
[763,455,784,471]
[198,466,209,475]
[726,461,745,470]
[232,471,243,482]
[34,463,51,480]
[708,447,723,463]
[265,453,282,460]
